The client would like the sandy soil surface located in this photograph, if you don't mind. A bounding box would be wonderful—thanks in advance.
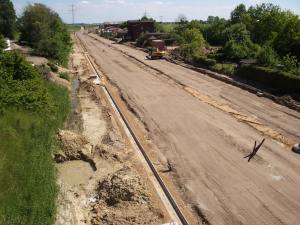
[54,35,168,225]
[77,31,300,225]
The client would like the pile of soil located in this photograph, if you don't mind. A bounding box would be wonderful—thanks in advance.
[92,167,164,225]
[97,167,149,206]
[54,130,95,169]
[91,204,163,225]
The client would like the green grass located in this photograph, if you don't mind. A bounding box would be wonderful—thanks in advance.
[59,72,70,81]
[156,23,176,33]
[66,24,81,33]
[0,82,70,225]
[212,63,235,75]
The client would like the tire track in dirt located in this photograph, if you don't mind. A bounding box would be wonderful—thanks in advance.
[88,34,295,148]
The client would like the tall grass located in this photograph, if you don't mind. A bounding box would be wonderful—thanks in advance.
[0,82,69,225]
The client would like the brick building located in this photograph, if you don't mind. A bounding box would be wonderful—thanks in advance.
[127,20,155,41]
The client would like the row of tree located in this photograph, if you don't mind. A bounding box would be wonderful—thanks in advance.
[164,3,300,76]
[0,0,71,64]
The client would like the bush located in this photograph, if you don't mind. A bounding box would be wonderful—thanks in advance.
[179,42,199,62]
[222,23,251,43]
[193,54,217,67]
[136,33,148,47]
[281,54,300,75]
[59,72,70,81]
[47,62,58,72]
[212,63,235,75]
[37,64,51,77]
[235,65,300,93]
[257,45,279,67]
[207,52,226,61]
[178,28,206,62]
[0,81,69,225]
[182,28,205,45]
[0,52,55,114]
[223,39,260,61]
[166,32,183,45]
[0,50,70,225]
[0,35,6,50]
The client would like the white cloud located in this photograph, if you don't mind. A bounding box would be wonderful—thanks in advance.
[152,1,164,5]
[80,0,89,4]
[104,0,128,5]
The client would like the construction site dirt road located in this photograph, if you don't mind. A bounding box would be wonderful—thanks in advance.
[77,31,300,225]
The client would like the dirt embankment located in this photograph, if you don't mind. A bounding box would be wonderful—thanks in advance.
[53,36,167,225]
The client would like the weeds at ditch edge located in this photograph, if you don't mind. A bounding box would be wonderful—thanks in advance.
[0,82,70,225]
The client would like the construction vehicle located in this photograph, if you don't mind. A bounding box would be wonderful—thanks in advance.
[147,39,166,60]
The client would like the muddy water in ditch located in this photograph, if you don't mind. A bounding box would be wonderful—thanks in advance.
[57,76,94,187]
[66,76,82,132]
[57,161,94,187]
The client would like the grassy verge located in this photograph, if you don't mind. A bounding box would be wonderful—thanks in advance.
[66,24,81,33]
[59,72,70,81]
[0,82,69,225]
[235,65,300,93]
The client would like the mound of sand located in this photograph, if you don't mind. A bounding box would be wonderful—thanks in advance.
[97,167,149,206]
[92,167,164,225]
[54,130,94,165]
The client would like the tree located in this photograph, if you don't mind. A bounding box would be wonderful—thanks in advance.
[0,0,16,38]
[231,4,248,24]
[0,35,6,50]
[18,4,71,64]
[182,28,204,44]
[223,39,260,61]
[176,14,188,24]
[222,23,250,43]
[186,20,202,31]
[203,16,228,45]
[179,28,205,61]
[257,45,279,67]
[273,12,300,59]
[140,13,155,21]
[247,3,283,44]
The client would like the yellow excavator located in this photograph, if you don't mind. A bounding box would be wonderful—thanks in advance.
[148,48,166,59]
[147,40,166,60]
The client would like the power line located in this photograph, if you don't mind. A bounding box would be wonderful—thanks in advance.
[71,4,75,24]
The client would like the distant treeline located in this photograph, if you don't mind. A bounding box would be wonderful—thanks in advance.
[144,3,299,92]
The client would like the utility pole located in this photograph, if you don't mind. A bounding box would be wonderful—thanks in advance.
[71,4,75,25]
[159,16,163,23]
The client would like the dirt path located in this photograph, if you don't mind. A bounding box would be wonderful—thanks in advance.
[54,35,170,225]
[78,32,300,225]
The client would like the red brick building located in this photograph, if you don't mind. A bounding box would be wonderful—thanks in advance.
[127,20,155,41]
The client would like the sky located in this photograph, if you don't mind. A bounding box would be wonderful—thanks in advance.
[12,0,300,24]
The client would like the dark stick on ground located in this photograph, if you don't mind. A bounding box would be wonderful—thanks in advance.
[244,138,265,162]
[161,160,173,173]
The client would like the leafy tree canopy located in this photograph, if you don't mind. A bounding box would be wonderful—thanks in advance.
[182,28,205,44]
[222,23,250,43]
[0,0,16,38]
[18,4,71,64]
[0,35,6,50]
[231,4,248,24]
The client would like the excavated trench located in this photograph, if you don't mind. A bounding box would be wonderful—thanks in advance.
[54,39,168,225]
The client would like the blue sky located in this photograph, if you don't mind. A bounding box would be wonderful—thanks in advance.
[12,0,300,23]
